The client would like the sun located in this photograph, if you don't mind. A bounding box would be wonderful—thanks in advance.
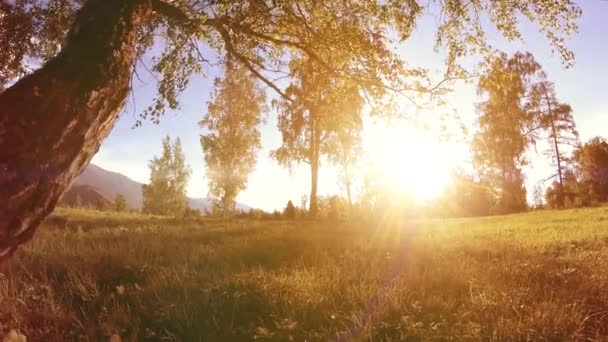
[363,120,464,202]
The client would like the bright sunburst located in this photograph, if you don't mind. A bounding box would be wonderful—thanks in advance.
[363,120,465,202]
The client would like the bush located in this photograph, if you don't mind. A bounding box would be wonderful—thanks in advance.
[114,194,128,212]
[182,208,201,219]
[284,200,296,219]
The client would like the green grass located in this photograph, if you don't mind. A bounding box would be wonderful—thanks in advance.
[3,206,608,340]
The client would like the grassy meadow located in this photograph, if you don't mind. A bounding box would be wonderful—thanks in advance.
[3,207,608,340]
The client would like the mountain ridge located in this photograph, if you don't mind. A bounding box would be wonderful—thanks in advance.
[71,163,250,212]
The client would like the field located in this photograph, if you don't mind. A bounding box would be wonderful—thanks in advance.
[3,207,608,341]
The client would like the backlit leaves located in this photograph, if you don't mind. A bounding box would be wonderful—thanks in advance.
[1,0,582,122]
[200,60,266,214]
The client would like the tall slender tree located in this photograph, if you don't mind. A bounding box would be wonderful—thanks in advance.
[532,184,544,209]
[472,52,543,213]
[528,78,579,208]
[327,121,363,216]
[272,58,363,217]
[200,61,265,216]
[0,0,582,262]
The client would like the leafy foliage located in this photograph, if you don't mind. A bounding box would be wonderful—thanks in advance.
[142,136,191,216]
[532,184,544,209]
[472,52,544,213]
[433,171,493,217]
[1,0,582,120]
[0,0,86,88]
[283,200,296,219]
[327,114,363,213]
[272,59,364,164]
[200,61,265,216]
[272,58,364,216]
[573,137,608,202]
[544,137,608,208]
[545,169,589,208]
[114,193,127,212]
[527,76,579,207]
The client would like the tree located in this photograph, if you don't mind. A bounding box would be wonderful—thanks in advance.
[98,199,110,212]
[472,52,544,214]
[300,195,308,216]
[73,194,83,209]
[327,120,363,217]
[200,61,265,217]
[532,184,544,210]
[142,136,191,216]
[284,200,296,220]
[434,170,493,217]
[114,194,128,212]
[328,196,347,220]
[0,0,582,262]
[573,137,608,202]
[545,169,587,208]
[528,78,579,208]
[272,58,364,217]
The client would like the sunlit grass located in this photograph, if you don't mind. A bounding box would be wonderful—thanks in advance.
[3,207,608,340]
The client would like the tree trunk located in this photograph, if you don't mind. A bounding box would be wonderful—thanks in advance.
[221,195,231,218]
[544,90,564,208]
[309,116,320,218]
[309,154,319,218]
[551,118,564,208]
[0,0,149,264]
[344,163,353,217]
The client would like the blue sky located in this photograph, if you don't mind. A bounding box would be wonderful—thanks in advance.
[92,1,608,211]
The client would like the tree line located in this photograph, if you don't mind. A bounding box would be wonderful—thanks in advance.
[64,193,128,212]
[433,52,608,217]
[144,50,608,220]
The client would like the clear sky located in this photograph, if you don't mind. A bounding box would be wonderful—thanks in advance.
[92,1,608,211]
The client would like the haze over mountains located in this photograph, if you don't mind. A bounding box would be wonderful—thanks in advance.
[68,164,250,211]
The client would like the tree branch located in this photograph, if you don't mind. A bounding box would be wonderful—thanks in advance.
[215,24,291,100]
[150,0,191,24]
[523,124,549,137]
[149,1,458,104]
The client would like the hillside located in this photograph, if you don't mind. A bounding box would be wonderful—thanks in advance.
[75,164,143,208]
[59,184,113,209]
[8,206,608,340]
[72,163,250,211]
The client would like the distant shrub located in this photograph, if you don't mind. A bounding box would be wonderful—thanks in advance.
[272,210,282,219]
[284,200,296,219]
[182,208,201,219]
[545,170,597,209]
[114,194,128,212]
[73,194,83,208]
[44,215,69,229]
[237,208,282,220]
[315,196,347,220]
[246,208,264,219]
[328,196,347,220]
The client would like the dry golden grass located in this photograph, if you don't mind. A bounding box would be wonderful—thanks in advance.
[3,206,608,340]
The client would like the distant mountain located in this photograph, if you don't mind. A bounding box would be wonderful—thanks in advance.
[187,197,251,212]
[75,164,144,208]
[60,184,112,209]
[187,197,214,212]
[71,163,251,211]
